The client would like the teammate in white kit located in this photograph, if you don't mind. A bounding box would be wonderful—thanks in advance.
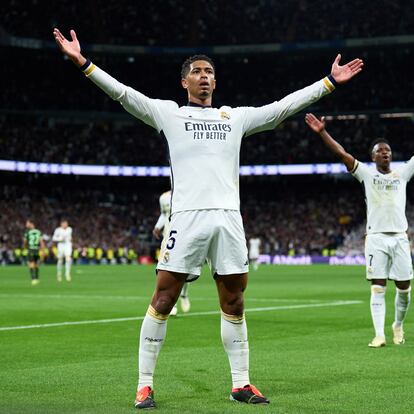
[248,237,261,271]
[305,113,412,348]
[153,190,191,315]
[52,219,73,282]
[53,27,363,408]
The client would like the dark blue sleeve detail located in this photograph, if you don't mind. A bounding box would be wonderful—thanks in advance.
[80,59,91,72]
[327,74,338,88]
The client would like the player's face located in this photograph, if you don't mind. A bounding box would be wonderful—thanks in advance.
[181,60,216,101]
[61,221,68,229]
[25,220,33,229]
[371,142,392,169]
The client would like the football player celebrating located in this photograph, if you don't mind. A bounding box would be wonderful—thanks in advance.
[306,113,412,348]
[54,27,363,408]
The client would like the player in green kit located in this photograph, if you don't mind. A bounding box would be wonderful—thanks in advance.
[23,219,45,285]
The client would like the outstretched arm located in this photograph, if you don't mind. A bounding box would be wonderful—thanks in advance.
[305,113,355,171]
[53,28,172,131]
[243,55,364,136]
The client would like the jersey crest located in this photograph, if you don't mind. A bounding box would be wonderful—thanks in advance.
[220,111,231,120]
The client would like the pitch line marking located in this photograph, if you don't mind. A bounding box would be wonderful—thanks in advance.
[0,300,362,332]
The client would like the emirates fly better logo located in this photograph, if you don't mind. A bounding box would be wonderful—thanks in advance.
[185,120,231,141]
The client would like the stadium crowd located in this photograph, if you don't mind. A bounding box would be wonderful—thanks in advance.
[2,47,414,114]
[0,177,373,265]
[242,191,364,256]
[2,1,414,267]
[2,44,414,168]
[2,0,413,45]
[0,181,159,264]
[2,114,414,166]
[3,174,414,265]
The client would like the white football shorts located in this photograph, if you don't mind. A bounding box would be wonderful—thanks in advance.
[365,233,413,281]
[57,243,73,259]
[157,209,249,281]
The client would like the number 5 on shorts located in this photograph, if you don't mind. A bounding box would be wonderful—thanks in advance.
[166,230,177,250]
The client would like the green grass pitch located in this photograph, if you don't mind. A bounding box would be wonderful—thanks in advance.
[0,264,413,414]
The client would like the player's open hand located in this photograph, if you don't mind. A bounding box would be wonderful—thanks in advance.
[305,113,326,134]
[330,54,363,84]
[53,28,82,63]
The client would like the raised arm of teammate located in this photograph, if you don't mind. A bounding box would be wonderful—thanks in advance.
[305,113,355,171]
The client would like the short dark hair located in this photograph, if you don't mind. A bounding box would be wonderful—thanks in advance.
[369,138,390,155]
[181,55,215,79]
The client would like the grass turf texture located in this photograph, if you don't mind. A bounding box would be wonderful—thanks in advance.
[0,264,413,414]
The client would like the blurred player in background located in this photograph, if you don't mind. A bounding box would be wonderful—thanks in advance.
[54,26,363,408]
[153,190,191,315]
[306,113,412,348]
[23,219,45,285]
[248,236,261,271]
[52,219,73,282]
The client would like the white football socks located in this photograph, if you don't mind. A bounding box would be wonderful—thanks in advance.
[394,287,411,328]
[221,311,250,389]
[65,257,72,279]
[57,258,63,278]
[370,285,386,337]
[138,305,168,390]
[180,283,189,298]
[252,260,259,271]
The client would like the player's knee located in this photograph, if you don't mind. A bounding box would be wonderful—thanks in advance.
[221,295,244,316]
[152,293,176,315]
[371,279,386,287]
[395,281,411,291]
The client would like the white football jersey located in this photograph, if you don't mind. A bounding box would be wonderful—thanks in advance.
[52,227,73,246]
[159,191,171,217]
[85,64,334,214]
[351,158,414,233]
[154,191,172,238]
